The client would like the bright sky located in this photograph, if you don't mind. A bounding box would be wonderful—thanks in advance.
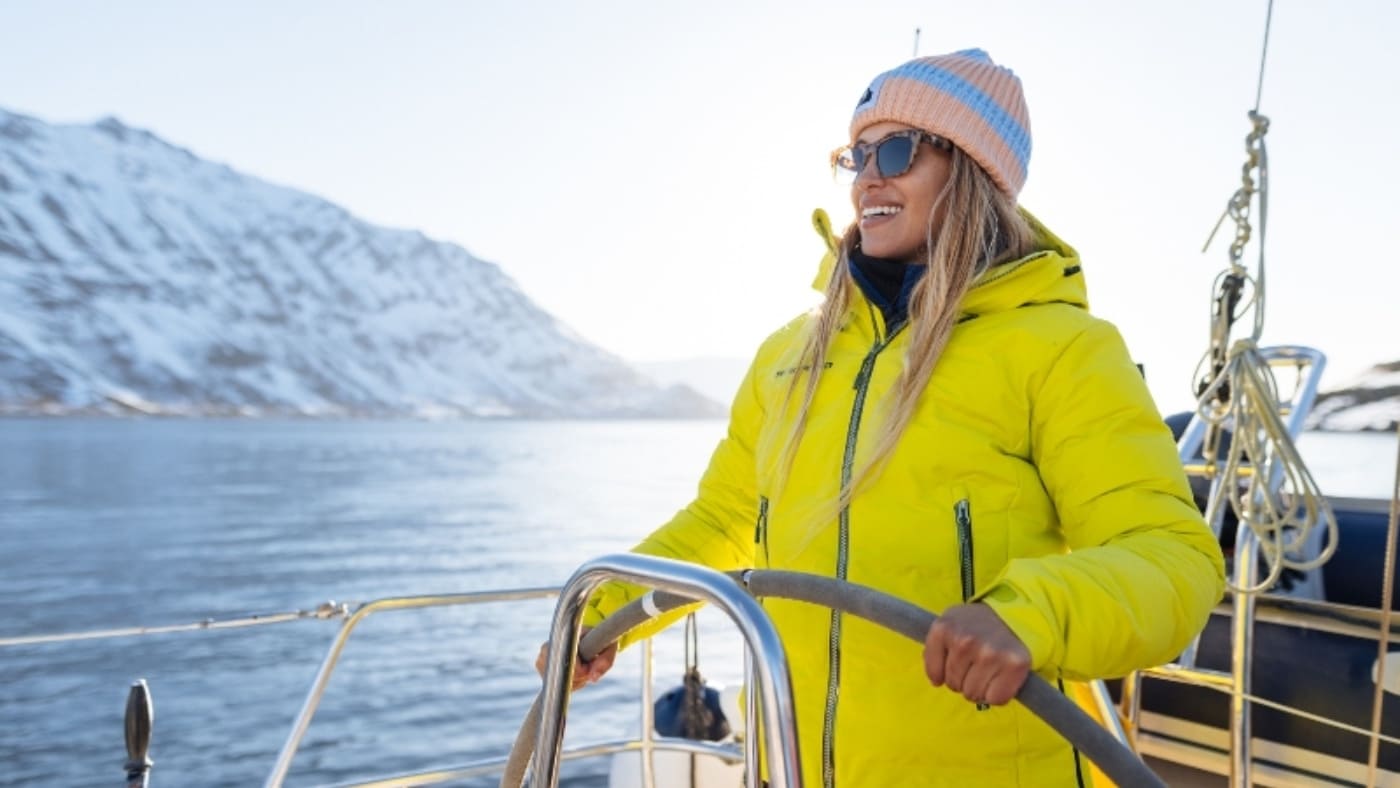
[2,0,1396,413]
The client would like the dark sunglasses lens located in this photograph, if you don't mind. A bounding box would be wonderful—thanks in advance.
[849,147,869,174]
[875,135,917,178]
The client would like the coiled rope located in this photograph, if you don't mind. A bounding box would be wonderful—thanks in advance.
[1192,7,1338,594]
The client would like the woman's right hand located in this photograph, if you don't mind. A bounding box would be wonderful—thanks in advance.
[534,627,619,691]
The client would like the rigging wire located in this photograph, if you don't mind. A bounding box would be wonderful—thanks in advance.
[1254,0,1274,112]
[0,601,353,647]
[1194,0,1338,595]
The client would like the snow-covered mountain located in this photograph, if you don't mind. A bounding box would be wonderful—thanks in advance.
[634,356,749,407]
[1309,360,1400,432]
[0,108,722,418]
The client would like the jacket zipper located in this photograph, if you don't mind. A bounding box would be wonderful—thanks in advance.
[754,495,770,567]
[955,496,988,711]
[1059,677,1088,788]
[822,321,901,788]
[954,498,975,602]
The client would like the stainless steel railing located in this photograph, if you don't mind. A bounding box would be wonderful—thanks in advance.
[532,553,801,788]
[3,583,754,788]
[263,579,757,788]
[264,587,560,786]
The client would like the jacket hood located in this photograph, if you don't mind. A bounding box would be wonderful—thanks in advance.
[809,207,1088,319]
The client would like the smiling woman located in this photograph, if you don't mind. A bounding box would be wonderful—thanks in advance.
[548,47,1226,787]
[838,125,953,260]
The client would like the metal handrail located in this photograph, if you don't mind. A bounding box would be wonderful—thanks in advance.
[264,587,560,787]
[264,582,744,788]
[8,582,752,788]
[1174,344,1326,480]
[317,736,741,788]
[533,554,802,788]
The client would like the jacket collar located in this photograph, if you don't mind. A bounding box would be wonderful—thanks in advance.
[809,207,1088,324]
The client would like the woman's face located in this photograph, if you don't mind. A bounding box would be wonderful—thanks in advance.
[849,121,953,262]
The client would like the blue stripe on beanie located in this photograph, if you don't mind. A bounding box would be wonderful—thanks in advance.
[874,59,1031,175]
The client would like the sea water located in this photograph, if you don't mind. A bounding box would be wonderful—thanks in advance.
[0,419,1394,787]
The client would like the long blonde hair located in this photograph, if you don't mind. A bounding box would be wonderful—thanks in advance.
[778,147,1036,515]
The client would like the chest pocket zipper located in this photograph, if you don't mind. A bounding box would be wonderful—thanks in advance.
[754,496,771,567]
[955,495,989,713]
[954,498,975,603]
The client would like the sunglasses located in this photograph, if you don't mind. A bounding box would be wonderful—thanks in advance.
[831,129,952,184]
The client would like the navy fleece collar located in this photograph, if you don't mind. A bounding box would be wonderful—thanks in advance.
[848,249,926,331]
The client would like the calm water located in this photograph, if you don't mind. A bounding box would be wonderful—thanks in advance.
[0,419,747,788]
[0,420,1395,787]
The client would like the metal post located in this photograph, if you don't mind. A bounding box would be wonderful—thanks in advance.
[532,555,801,788]
[1271,347,1325,436]
[1083,679,1130,751]
[640,638,656,788]
[264,589,558,787]
[124,679,154,788]
[1119,671,1141,750]
[744,646,760,786]
[1229,524,1259,788]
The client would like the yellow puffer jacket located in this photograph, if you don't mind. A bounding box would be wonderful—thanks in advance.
[583,212,1226,787]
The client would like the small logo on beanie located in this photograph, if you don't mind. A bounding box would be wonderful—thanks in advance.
[855,73,887,112]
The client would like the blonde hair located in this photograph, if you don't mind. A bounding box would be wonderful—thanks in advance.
[778,147,1036,522]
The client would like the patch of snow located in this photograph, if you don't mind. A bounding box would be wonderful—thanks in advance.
[0,107,722,419]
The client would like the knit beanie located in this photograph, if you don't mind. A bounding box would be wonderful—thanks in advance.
[850,48,1031,199]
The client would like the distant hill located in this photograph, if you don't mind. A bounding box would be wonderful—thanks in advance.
[635,356,749,409]
[1309,360,1400,432]
[0,108,722,418]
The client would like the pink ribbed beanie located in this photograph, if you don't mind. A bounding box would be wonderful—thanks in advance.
[850,48,1031,199]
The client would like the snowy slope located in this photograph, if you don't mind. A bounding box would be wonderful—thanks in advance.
[0,108,721,418]
[1310,361,1400,432]
[634,356,749,406]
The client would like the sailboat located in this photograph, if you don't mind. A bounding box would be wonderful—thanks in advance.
[8,4,1399,788]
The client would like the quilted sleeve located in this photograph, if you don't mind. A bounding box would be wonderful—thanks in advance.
[979,319,1226,679]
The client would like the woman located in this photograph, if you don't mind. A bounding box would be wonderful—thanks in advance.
[540,48,1225,787]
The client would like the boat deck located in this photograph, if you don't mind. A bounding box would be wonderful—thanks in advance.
[1146,756,1225,787]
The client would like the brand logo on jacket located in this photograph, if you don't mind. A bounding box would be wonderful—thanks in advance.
[774,362,834,378]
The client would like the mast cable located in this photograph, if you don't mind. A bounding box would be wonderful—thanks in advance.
[1254,0,1274,112]
[1194,0,1337,595]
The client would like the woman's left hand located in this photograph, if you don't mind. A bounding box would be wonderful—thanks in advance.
[922,602,1031,706]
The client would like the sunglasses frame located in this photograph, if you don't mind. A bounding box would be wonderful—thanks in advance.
[831,129,953,182]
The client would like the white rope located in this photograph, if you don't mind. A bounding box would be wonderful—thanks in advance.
[1193,339,1339,594]
[1194,105,1338,596]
